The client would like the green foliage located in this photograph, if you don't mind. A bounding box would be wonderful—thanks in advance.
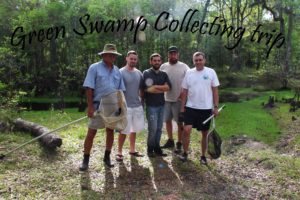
[218,71,256,88]
[0,53,27,122]
[0,90,27,123]
[0,0,299,99]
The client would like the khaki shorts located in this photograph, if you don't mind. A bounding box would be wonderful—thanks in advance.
[88,102,105,130]
[163,101,182,123]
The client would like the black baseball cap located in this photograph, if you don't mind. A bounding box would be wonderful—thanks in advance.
[168,46,178,53]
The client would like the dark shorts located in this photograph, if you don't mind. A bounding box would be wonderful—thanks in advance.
[183,107,212,131]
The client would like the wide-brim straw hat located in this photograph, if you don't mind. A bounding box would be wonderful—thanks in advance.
[98,44,122,56]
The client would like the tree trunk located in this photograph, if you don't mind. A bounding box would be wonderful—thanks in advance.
[196,0,210,49]
[285,8,293,73]
[13,118,62,149]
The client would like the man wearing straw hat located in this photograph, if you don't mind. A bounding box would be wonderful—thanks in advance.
[79,44,125,170]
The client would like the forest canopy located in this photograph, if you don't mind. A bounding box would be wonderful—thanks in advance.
[0,0,299,97]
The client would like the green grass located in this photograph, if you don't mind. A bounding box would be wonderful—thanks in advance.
[20,96,81,103]
[214,89,295,145]
[228,146,300,199]
[7,89,296,152]
[1,89,299,199]
[221,87,255,94]
[18,109,93,143]
[19,109,84,126]
[17,90,295,147]
[216,97,278,145]
[292,135,300,153]
[247,148,300,180]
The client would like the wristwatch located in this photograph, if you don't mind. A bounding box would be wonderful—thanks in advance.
[214,105,218,109]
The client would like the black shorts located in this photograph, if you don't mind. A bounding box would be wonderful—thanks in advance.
[183,107,212,131]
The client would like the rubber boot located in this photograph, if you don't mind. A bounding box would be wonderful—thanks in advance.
[103,150,114,168]
[79,154,90,171]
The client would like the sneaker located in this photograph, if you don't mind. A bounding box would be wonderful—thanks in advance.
[155,151,167,157]
[161,139,175,149]
[174,142,182,154]
[179,152,188,162]
[200,156,207,165]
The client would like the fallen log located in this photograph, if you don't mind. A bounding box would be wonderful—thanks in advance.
[13,118,62,149]
[0,121,11,132]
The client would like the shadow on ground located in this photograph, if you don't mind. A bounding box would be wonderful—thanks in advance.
[78,152,240,200]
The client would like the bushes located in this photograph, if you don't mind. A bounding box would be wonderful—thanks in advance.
[220,91,240,103]
[218,70,290,91]
[256,71,283,90]
[0,81,26,124]
[218,71,257,88]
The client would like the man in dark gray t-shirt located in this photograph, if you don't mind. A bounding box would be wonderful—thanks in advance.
[117,51,145,161]
[140,53,171,157]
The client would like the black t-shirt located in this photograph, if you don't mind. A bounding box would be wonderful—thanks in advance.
[141,68,171,106]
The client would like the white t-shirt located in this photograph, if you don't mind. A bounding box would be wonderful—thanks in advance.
[181,67,220,109]
[160,61,189,102]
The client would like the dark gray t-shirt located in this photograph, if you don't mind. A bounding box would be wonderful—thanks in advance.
[141,68,171,107]
[120,67,143,108]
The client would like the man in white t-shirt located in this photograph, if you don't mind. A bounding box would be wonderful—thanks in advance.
[160,46,189,153]
[180,52,220,165]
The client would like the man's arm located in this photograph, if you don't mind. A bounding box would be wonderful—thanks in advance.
[146,83,170,93]
[212,86,219,116]
[180,88,188,112]
[86,88,94,118]
[139,89,144,106]
[153,83,170,92]
[139,72,145,101]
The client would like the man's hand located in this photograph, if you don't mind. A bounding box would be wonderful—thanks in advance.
[178,112,185,123]
[146,85,163,93]
[87,107,95,118]
[213,107,219,117]
[86,88,95,118]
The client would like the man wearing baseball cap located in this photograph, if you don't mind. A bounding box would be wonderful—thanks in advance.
[79,44,125,170]
[160,46,189,153]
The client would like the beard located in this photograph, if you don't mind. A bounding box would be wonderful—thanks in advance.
[151,64,160,70]
[169,58,178,64]
[128,63,136,68]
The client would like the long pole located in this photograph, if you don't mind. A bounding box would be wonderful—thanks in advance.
[202,105,226,125]
[0,116,87,159]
